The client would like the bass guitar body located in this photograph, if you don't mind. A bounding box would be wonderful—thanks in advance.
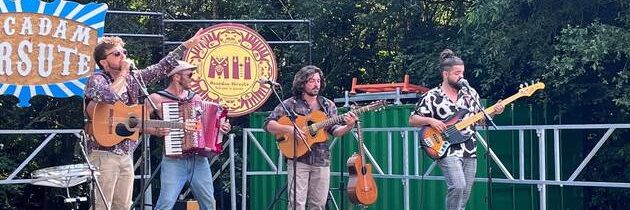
[419,81,545,159]
[419,110,470,159]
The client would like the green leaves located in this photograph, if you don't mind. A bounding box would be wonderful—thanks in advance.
[545,22,630,114]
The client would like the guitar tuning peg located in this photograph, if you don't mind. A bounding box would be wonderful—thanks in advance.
[524,82,529,86]
[536,79,540,83]
[519,84,524,89]
[531,80,535,85]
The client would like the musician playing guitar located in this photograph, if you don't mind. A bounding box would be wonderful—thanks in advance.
[146,60,231,210]
[264,65,357,210]
[408,49,505,210]
[84,32,204,210]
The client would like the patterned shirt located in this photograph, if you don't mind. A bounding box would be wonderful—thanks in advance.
[84,46,188,155]
[411,84,482,158]
[263,96,341,167]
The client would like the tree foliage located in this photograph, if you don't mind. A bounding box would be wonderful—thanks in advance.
[1,0,629,209]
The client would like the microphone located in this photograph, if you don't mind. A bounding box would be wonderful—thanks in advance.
[130,61,140,74]
[457,78,472,90]
[259,77,280,86]
[129,61,138,70]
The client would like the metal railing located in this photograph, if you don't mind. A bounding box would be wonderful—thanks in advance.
[0,129,239,210]
[240,124,630,210]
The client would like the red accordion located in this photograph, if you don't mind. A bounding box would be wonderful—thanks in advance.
[162,100,228,157]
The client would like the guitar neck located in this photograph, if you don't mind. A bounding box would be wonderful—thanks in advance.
[314,106,372,131]
[356,120,365,162]
[454,92,522,130]
[143,120,185,129]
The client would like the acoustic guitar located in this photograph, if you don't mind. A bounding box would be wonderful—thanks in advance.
[276,100,386,158]
[86,101,198,147]
[419,82,545,159]
[347,120,378,205]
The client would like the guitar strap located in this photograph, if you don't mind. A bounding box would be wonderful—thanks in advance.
[316,96,331,117]
[85,71,135,104]
[156,90,196,101]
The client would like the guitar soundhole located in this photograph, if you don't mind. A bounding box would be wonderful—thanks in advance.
[306,120,317,136]
[361,166,367,175]
[115,123,135,137]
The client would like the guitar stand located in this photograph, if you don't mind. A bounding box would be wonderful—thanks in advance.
[350,204,368,210]
[327,190,340,210]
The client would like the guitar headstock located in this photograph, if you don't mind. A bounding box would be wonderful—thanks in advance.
[365,100,387,111]
[517,80,545,97]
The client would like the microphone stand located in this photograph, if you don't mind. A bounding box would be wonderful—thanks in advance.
[131,71,158,210]
[465,86,498,210]
[265,83,311,210]
[79,131,111,210]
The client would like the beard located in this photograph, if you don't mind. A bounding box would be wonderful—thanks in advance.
[447,78,462,90]
[108,63,121,71]
[305,88,319,96]
[179,80,191,89]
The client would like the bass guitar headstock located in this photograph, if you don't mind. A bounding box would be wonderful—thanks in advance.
[517,79,545,97]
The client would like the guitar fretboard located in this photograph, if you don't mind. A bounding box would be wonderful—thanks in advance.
[455,90,528,130]
[313,105,376,131]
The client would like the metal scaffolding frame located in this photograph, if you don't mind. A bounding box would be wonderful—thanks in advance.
[103,10,313,62]
[0,9,312,209]
[0,129,239,210]
[240,124,630,210]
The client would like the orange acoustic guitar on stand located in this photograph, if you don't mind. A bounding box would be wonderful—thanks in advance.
[347,119,378,205]
[86,101,199,147]
[275,100,386,158]
[419,82,545,159]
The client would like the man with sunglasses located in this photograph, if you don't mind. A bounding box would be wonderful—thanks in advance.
[84,30,203,210]
[143,60,231,210]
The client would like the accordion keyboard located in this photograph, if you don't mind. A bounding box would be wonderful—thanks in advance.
[163,102,184,156]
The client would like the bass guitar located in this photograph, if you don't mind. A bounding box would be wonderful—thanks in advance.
[347,120,378,205]
[276,100,386,158]
[86,101,198,147]
[420,82,545,159]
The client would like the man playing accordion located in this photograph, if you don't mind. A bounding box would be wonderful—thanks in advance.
[146,60,231,210]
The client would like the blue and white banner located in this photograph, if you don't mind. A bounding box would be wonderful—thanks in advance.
[0,0,107,107]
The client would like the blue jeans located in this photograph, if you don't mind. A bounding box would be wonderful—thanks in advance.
[155,156,215,210]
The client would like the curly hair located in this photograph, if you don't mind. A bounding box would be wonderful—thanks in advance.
[291,65,325,97]
[93,36,125,69]
[439,49,464,71]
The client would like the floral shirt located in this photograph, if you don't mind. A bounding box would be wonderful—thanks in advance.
[411,84,482,158]
[84,47,187,155]
[264,96,341,167]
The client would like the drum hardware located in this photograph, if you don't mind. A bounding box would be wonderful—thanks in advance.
[30,131,112,210]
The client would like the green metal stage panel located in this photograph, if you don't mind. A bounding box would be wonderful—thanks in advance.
[247,101,583,210]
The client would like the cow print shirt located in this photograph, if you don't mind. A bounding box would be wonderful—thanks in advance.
[411,84,482,158]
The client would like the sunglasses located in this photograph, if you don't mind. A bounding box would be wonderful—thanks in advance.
[105,49,127,58]
[178,72,194,78]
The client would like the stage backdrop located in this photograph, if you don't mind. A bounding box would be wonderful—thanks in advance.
[184,23,278,117]
[0,0,107,107]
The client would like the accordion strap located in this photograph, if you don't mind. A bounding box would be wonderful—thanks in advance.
[157,90,195,102]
